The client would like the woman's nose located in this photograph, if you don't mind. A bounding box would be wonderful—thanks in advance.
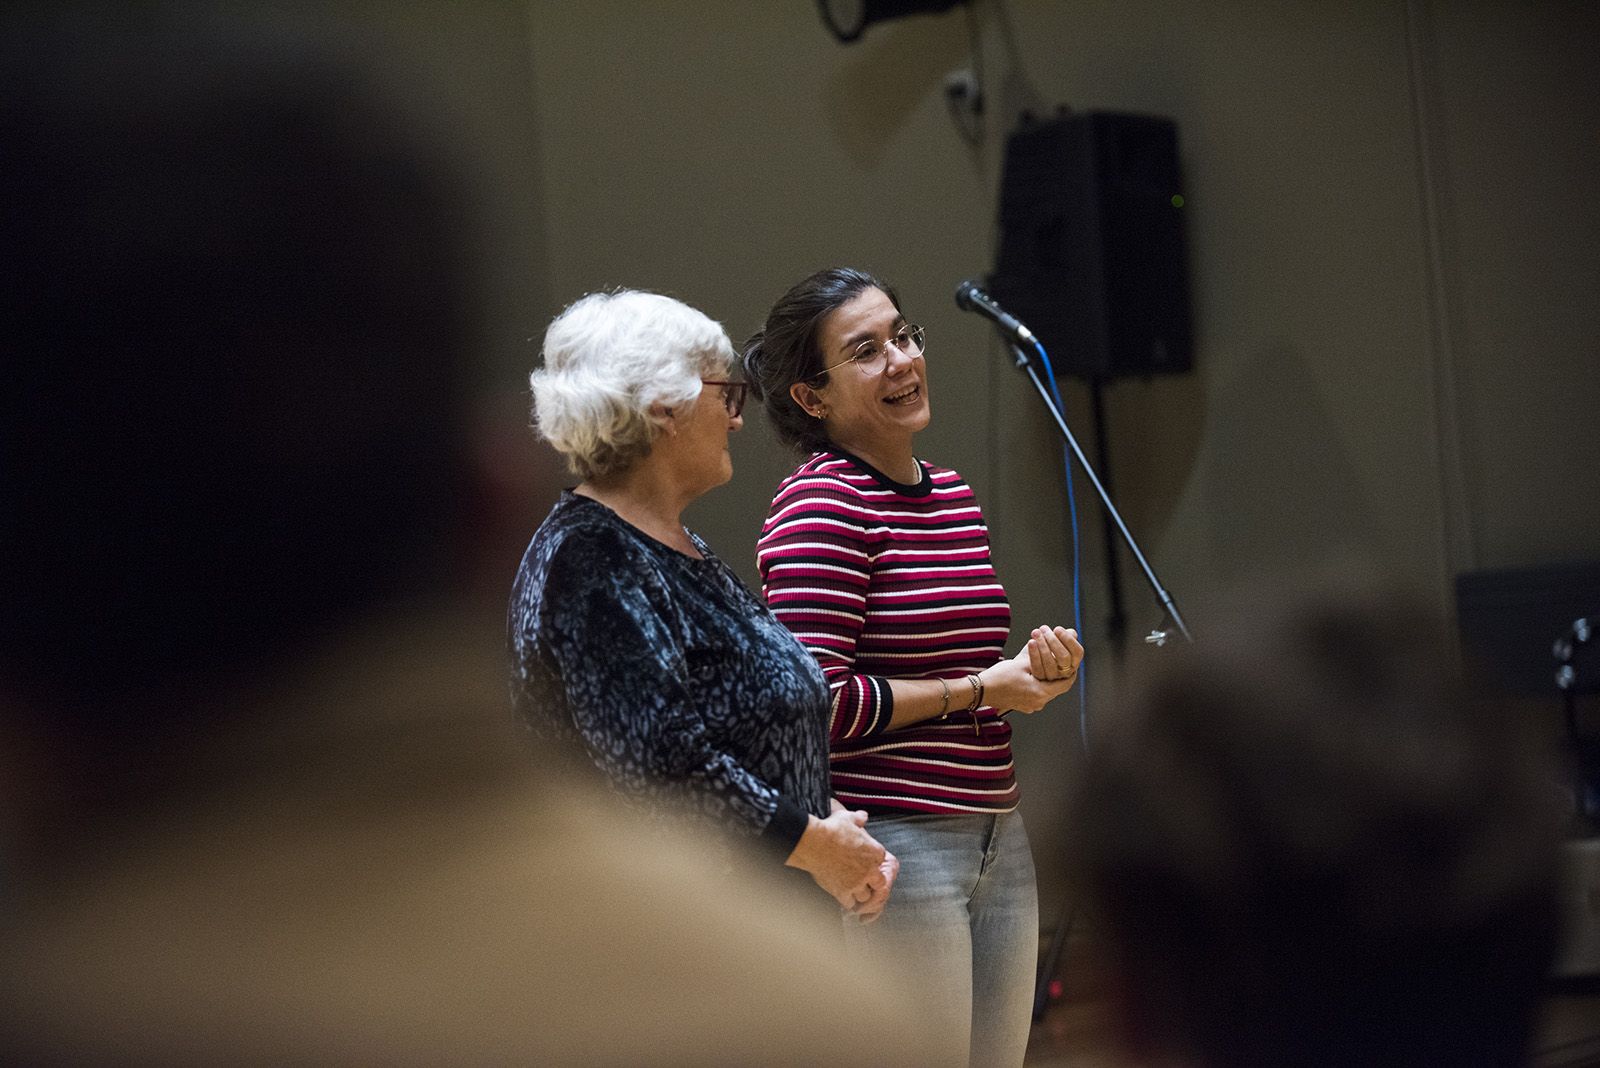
[883,344,917,376]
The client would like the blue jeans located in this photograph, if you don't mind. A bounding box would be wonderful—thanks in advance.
[844,811,1038,1068]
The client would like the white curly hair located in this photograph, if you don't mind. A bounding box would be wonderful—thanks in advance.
[530,290,737,480]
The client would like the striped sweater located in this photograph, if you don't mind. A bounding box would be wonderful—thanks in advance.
[756,449,1019,815]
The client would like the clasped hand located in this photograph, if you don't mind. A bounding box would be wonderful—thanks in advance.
[826,799,899,924]
[788,801,898,923]
[980,625,1084,713]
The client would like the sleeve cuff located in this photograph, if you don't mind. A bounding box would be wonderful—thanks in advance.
[833,675,896,740]
[873,675,894,732]
[759,794,811,859]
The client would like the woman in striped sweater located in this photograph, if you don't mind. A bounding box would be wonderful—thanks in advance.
[742,267,1084,1068]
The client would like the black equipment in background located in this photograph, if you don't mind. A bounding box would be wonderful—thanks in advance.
[1460,563,1600,980]
[1456,562,1600,701]
[989,110,1193,381]
[1456,561,1600,832]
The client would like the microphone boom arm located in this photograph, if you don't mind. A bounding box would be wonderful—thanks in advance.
[1007,338,1193,645]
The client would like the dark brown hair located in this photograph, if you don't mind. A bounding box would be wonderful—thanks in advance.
[740,267,900,455]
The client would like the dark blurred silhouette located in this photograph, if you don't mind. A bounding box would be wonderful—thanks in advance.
[1,10,475,830]
[1064,577,1565,1067]
[0,10,951,1064]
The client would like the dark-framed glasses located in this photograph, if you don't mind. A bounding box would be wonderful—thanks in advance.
[701,379,749,417]
[818,323,926,378]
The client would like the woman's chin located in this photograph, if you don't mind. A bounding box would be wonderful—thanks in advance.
[902,399,932,432]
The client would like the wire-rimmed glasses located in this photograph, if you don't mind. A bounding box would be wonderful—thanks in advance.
[815,323,926,379]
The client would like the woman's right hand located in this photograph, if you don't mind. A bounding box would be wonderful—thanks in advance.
[785,806,889,910]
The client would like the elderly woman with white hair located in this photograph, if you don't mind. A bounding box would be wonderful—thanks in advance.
[508,289,897,918]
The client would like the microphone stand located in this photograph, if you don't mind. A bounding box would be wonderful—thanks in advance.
[1007,338,1191,646]
[1008,335,1192,1023]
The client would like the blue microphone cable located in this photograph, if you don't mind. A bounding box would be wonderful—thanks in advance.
[1030,338,1089,751]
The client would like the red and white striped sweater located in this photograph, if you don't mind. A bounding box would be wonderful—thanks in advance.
[756,449,1019,815]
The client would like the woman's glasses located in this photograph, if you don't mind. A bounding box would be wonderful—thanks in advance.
[701,379,749,418]
[817,324,926,379]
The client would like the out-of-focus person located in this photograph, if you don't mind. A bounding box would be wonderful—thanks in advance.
[510,289,897,919]
[0,13,950,1064]
[742,266,1083,1067]
[1064,578,1564,1068]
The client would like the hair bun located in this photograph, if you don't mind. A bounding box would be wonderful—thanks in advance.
[739,330,770,399]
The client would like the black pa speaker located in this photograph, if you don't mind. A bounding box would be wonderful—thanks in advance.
[989,111,1193,380]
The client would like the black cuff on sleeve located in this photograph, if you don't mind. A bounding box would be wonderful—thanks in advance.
[759,794,811,859]
[875,675,895,732]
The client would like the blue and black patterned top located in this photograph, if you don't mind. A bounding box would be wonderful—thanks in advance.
[508,491,832,856]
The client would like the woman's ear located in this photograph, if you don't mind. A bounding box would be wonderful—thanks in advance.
[789,382,827,421]
[650,401,678,437]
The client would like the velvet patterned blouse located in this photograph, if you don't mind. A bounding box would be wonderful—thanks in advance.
[508,491,832,855]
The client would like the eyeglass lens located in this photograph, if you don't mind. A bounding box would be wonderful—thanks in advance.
[703,379,747,417]
[852,325,925,373]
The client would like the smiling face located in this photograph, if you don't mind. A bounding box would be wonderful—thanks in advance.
[797,286,929,461]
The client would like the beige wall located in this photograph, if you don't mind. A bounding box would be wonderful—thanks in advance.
[510,0,1598,904]
[235,0,1599,938]
[1422,0,1600,569]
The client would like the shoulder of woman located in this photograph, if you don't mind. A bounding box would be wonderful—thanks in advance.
[540,504,665,588]
[771,452,870,506]
[920,461,985,500]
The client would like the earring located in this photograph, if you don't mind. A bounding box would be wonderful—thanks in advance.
[811,406,827,420]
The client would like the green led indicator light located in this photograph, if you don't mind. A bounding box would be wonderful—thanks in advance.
[1171,194,1185,208]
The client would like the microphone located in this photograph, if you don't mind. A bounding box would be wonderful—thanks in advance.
[954,279,1036,346]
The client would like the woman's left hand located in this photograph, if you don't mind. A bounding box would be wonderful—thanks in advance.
[978,626,1083,715]
[831,798,898,923]
[1026,625,1083,685]
[849,850,900,924]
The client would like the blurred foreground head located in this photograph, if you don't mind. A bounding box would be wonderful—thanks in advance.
[1066,579,1563,1068]
[0,17,967,1066]
[1,13,472,776]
